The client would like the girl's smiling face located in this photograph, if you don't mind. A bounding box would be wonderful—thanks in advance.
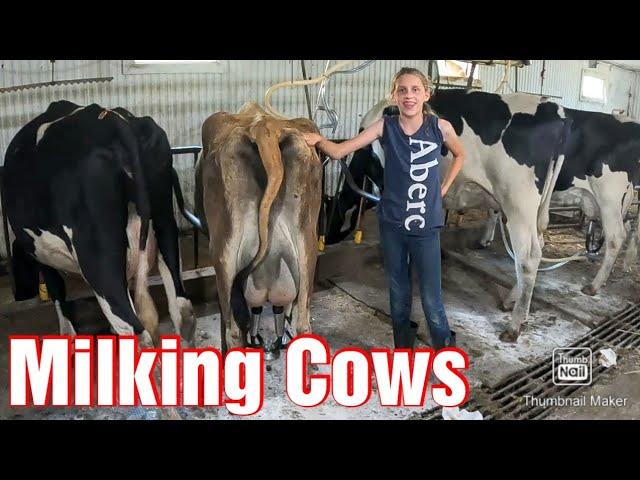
[393,73,430,118]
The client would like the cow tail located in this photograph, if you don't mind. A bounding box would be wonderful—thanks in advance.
[247,118,284,271]
[110,113,151,251]
[537,116,572,232]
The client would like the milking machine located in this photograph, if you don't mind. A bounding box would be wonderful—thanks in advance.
[585,220,605,259]
[248,305,293,361]
[499,185,640,272]
[262,60,381,248]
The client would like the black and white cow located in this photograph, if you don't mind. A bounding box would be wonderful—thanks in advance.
[478,108,640,295]
[326,89,574,342]
[4,100,195,347]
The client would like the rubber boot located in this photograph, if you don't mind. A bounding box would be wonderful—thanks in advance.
[444,330,457,348]
[393,321,419,349]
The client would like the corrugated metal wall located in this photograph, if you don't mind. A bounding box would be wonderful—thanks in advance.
[477,60,638,114]
[1,59,639,255]
[0,60,436,234]
[0,60,434,152]
[3,60,638,153]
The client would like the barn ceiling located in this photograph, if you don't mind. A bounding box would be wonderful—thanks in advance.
[600,60,640,70]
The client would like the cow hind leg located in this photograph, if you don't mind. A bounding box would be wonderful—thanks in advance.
[622,201,640,272]
[77,244,154,348]
[582,207,626,295]
[40,265,78,336]
[488,210,521,312]
[499,208,542,343]
[154,217,195,346]
[499,284,519,312]
[478,210,500,248]
[216,261,245,355]
[231,270,251,344]
[11,240,40,301]
[290,278,312,337]
[158,252,195,346]
[132,245,160,346]
[622,227,639,272]
[583,177,632,295]
[92,288,154,348]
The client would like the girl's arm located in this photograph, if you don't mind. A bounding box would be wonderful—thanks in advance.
[439,118,465,197]
[304,118,384,160]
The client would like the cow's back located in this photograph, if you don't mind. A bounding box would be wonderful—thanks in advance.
[5,104,132,233]
[557,108,640,191]
[428,89,568,200]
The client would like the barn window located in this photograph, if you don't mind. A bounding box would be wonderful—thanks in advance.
[580,69,607,104]
[436,60,482,88]
[122,60,226,74]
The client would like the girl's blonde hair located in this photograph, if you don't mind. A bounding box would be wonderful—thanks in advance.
[388,67,434,115]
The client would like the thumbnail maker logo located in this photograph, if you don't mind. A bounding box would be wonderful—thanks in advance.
[552,348,592,386]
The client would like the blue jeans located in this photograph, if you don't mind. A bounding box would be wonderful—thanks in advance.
[379,220,454,350]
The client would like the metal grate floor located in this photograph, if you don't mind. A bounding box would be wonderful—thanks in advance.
[415,302,640,420]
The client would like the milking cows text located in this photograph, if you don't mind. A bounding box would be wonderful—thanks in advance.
[4,101,195,347]
[328,89,576,342]
[195,103,322,353]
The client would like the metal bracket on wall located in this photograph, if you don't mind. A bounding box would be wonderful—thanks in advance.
[313,60,376,134]
[0,60,113,94]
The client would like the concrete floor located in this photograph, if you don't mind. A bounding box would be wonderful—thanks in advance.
[1,210,639,420]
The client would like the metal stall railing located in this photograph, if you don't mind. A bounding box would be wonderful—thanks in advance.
[170,145,202,268]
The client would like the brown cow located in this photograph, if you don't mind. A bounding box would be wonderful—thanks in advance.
[195,103,323,354]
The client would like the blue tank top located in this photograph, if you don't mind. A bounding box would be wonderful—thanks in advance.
[378,114,445,235]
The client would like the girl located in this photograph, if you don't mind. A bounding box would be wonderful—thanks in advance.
[304,67,465,350]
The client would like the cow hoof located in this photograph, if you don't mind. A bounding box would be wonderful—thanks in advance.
[225,331,244,350]
[177,298,195,345]
[296,320,313,336]
[499,301,515,312]
[143,326,160,348]
[139,330,155,349]
[499,328,519,343]
[581,285,597,296]
[475,240,491,250]
[180,316,197,347]
[149,328,161,347]
[298,327,312,336]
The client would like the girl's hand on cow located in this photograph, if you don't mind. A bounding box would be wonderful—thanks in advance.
[304,133,324,147]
